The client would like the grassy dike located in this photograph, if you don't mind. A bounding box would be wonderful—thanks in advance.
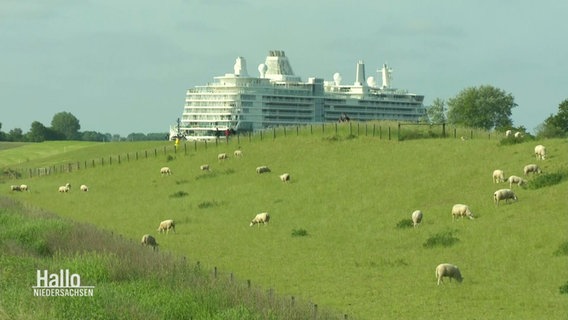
[2,125,568,319]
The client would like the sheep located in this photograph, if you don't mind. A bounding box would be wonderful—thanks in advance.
[523,164,542,175]
[279,173,290,183]
[58,183,71,193]
[160,167,172,175]
[218,153,228,161]
[494,188,518,206]
[20,184,29,192]
[534,145,546,160]
[514,131,523,138]
[80,184,88,192]
[250,212,270,227]
[492,169,505,183]
[141,234,159,251]
[256,166,271,174]
[435,263,463,285]
[233,150,243,158]
[505,130,512,137]
[10,185,21,192]
[200,164,210,171]
[411,210,423,228]
[451,204,474,220]
[157,219,176,234]
[507,175,527,188]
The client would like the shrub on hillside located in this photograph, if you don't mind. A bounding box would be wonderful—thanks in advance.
[198,200,220,209]
[554,241,568,256]
[395,218,414,229]
[528,170,568,189]
[291,228,309,237]
[169,191,188,198]
[423,230,460,248]
[166,155,174,162]
[560,281,568,295]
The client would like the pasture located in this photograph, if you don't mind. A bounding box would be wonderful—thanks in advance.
[2,131,568,319]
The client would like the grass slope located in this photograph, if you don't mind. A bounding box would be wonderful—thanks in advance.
[3,132,568,319]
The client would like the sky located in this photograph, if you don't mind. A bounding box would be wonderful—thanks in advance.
[1,0,566,136]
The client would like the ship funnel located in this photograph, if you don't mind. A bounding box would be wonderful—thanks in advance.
[381,63,392,88]
[258,63,268,78]
[355,60,365,86]
[234,56,249,76]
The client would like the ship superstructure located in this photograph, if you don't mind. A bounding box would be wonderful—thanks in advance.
[171,50,425,140]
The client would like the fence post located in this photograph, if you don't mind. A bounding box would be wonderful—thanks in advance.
[260,131,263,141]
[118,155,121,164]
[335,123,338,135]
[273,127,276,140]
[397,123,401,141]
[388,127,391,140]
[214,266,217,279]
[194,140,197,151]
[454,128,457,139]
[313,304,318,320]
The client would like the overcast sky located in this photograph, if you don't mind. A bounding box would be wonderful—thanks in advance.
[1,0,566,136]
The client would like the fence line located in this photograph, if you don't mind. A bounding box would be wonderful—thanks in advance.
[5,122,493,180]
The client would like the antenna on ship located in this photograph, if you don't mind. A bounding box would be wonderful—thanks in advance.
[380,63,393,89]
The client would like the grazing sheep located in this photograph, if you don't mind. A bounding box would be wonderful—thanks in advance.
[20,184,29,192]
[505,130,512,137]
[451,204,474,220]
[279,173,290,183]
[141,234,159,251]
[411,210,423,228]
[218,153,228,161]
[507,175,527,188]
[514,131,523,138]
[492,169,505,183]
[435,263,463,285]
[494,188,518,206]
[200,164,210,171]
[160,167,172,175]
[157,219,176,234]
[256,166,271,174]
[534,145,546,160]
[250,212,270,227]
[58,183,71,193]
[233,150,243,158]
[10,185,21,191]
[523,164,542,175]
[80,184,88,192]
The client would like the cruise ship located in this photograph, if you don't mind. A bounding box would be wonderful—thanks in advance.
[170,50,425,140]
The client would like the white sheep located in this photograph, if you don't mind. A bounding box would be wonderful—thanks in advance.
[157,219,176,234]
[58,183,71,193]
[534,145,546,160]
[492,169,505,183]
[160,167,172,175]
[505,130,512,137]
[10,185,21,191]
[256,166,271,174]
[250,212,270,227]
[523,164,542,175]
[279,173,290,183]
[514,131,522,138]
[218,153,228,161]
[20,184,29,192]
[141,234,159,251]
[451,204,474,220]
[493,188,518,206]
[233,150,243,158]
[411,210,423,228]
[435,263,463,285]
[80,184,89,192]
[507,175,527,188]
[200,164,210,171]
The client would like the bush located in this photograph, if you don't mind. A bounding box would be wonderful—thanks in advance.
[528,170,568,189]
[395,218,414,229]
[554,241,568,256]
[560,281,568,295]
[198,201,220,209]
[169,191,188,198]
[423,230,460,248]
[291,228,308,237]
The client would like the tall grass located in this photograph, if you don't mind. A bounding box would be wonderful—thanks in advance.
[1,127,567,319]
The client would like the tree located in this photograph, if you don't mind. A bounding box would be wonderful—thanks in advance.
[427,98,446,124]
[27,121,48,142]
[51,111,81,140]
[8,128,24,142]
[536,99,568,138]
[446,85,516,130]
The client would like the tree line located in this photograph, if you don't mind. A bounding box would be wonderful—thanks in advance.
[425,85,568,138]
[0,112,167,142]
